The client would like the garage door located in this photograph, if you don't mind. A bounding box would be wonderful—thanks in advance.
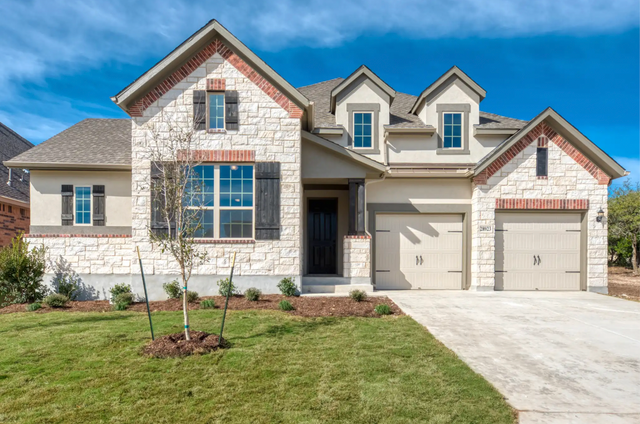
[495,213,581,291]
[375,214,463,290]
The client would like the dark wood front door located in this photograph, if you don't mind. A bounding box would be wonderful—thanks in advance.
[308,199,338,274]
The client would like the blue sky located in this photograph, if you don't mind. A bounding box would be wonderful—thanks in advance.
[1,0,638,184]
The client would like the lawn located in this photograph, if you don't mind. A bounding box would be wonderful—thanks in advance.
[0,310,515,423]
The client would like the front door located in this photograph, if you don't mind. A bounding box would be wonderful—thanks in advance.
[307,199,338,274]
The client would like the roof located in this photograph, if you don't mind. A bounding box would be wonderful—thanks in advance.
[410,66,487,114]
[112,20,309,115]
[5,119,131,170]
[329,65,396,113]
[302,131,386,173]
[0,123,33,204]
[475,107,627,180]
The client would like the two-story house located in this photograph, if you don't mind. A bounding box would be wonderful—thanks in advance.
[6,20,627,299]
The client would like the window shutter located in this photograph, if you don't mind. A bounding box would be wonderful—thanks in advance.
[150,162,175,237]
[92,185,105,226]
[193,90,206,131]
[61,185,73,225]
[536,147,548,177]
[255,162,280,240]
[225,91,239,131]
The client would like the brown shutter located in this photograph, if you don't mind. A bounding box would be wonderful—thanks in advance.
[193,90,206,131]
[150,162,175,237]
[93,185,105,226]
[61,185,73,225]
[225,90,239,131]
[255,162,280,240]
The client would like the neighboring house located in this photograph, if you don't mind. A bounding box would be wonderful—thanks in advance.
[5,20,628,300]
[0,123,32,245]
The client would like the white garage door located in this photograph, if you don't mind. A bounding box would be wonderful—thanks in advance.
[375,214,463,290]
[495,213,581,291]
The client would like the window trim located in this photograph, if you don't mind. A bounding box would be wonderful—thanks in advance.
[352,111,374,149]
[206,92,226,132]
[75,186,92,226]
[436,104,470,155]
[347,103,380,154]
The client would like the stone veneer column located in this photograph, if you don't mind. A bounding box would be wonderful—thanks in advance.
[343,235,371,285]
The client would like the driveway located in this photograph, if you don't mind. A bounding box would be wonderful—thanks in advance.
[386,291,640,424]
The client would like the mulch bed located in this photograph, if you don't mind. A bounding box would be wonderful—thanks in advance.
[0,294,402,318]
[142,331,225,358]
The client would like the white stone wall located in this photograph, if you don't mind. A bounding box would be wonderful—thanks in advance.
[343,236,371,280]
[471,137,608,291]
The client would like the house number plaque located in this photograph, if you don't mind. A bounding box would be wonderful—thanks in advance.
[479,225,492,232]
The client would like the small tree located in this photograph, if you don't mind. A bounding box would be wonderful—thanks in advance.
[609,180,640,274]
[146,113,208,340]
[0,234,47,306]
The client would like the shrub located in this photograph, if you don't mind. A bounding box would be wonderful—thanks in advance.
[244,287,261,302]
[349,289,367,302]
[200,299,215,309]
[374,304,391,315]
[114,292,135,306]
[163,280,182,299]
[187,291,199,303]
[217,278,237,297]
[50,256,82,300]
[109,283,131,303]
[278,300,294,311]
[43,294,69,308]
[113,302,128,311]
[26,302,41,312]
[277,277,297,297]
[0,234,47,307]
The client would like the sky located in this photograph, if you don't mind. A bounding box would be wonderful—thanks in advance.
[0,0,638,185]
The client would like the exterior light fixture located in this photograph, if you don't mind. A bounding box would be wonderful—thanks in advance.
[596,208,605,223]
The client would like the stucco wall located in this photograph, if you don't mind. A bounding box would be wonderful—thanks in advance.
[366,178,472,205]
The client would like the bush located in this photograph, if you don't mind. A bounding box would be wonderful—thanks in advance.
[277,277,297,297]
[114,292,135,306]
[349,289,367,302]
[43,294,69,308]
[278,300,294,311]
[187,291,199,303]
[113,302,128,311]
[163,280,182,299]
[50,256,82,300]
[200,299,215,309]
[244,287,261,301]
[374,304,391,315]
[217,278,237,297]
[109,283,131,303]
[26,302,41,312]
[0,234,47,307]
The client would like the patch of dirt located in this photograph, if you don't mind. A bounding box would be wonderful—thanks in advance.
[1,294,402,317]
[608,267,640,301]
[142,331,225,358]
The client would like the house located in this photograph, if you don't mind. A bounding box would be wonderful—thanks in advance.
[5,20,627,300]
[0,123,32,245]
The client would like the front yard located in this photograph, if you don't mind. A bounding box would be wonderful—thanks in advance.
[0,309,515,423]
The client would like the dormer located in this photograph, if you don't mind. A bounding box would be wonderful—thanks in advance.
[331,66,395,160]
[410,66,486,155]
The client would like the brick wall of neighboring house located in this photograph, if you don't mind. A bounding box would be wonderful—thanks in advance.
[0,202,29,246]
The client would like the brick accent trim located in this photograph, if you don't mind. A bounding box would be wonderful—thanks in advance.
[474,122,611,186]
[495,198,589,210]
[344,235,371,239]
[129,39,303,119]
[177,149,255,162]
[206,78,225,91]
[537,136,549,148]
[25,234,132,238]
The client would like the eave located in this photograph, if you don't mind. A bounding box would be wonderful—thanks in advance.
[474,127,519,136]
[4,161,132,172]
[302,131,386,173]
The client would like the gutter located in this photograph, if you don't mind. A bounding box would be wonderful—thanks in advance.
[4,161,132,171]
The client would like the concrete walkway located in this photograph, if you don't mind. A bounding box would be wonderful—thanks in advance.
[385,291,640,424]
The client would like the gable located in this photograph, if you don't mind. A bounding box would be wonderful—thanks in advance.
[410,66,486,115]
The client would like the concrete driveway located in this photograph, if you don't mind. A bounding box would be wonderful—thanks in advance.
[386,291,640,424]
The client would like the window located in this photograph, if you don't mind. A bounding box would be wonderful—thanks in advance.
[208,93,225,130]
[536,137,548,177]
[75,186,91,224]
[353,112,372,148]
[185,164,254,239]
[443,113,462,148]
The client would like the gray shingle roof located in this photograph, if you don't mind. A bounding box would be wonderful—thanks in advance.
[0,123,33,203]
[6,119,131,168]
[297,79,527,130]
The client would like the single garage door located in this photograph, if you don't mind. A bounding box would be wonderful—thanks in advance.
[495,212,581,291]
[375,214,463,290]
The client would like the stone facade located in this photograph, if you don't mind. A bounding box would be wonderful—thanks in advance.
[343,235,371,282]
[470,122,609,291]
[0,201,29,246]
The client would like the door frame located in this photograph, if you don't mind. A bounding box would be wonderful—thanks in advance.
[306,197,339,275]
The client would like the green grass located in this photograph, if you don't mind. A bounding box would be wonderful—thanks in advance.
[0,310,514,423]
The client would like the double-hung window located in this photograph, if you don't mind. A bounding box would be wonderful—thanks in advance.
[208,93,225,130]
[185,164,254,239]
[75,186,91,224]
[353,112,373,148]
[443,112,462,149]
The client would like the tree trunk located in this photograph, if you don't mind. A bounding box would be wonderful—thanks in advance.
[182,275,191,340]
[632,233,639,275]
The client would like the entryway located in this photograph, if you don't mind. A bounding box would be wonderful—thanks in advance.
[307,198,338,275]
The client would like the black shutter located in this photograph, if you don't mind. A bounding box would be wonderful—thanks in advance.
[61,185,73,225]
[193,90,206,131]
[225,91,239,131]
[93,185,105,226]
[255,162,280,240]
[536,147,548,177]
[150,162,176,237]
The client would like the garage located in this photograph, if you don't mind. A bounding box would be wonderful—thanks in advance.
[495,212,582,291]
[375,214,463,290]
